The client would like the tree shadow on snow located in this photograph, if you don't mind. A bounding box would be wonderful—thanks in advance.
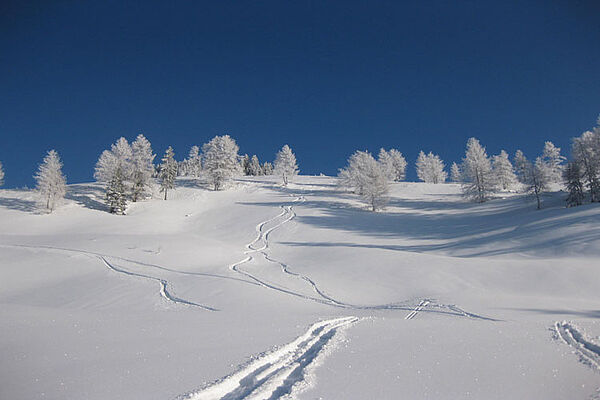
[65,184,108,212]
[0,196,38,213]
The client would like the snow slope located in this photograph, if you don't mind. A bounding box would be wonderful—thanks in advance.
[1,176,599,399]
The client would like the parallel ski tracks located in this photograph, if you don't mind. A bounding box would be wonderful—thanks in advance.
[180,316,358,400]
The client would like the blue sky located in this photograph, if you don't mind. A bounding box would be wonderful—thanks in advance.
[1,1,599,187]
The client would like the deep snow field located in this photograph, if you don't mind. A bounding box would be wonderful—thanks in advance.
[1,175,600,400]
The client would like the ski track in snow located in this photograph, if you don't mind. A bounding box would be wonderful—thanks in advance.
[554,321,600,372]
[179,316,358,400]
[99,256,218,311]
[405,300,430,320]
[228,193,496,321]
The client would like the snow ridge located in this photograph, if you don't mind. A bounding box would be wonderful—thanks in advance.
[180,316,358,400]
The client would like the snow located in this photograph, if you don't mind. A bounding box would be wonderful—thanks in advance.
[1,176,600,399]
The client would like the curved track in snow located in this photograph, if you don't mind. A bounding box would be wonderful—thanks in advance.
[228,194,496,321]
[179,316,358,400]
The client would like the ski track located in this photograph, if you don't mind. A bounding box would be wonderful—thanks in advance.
[228,194,495,321]
[555,321,600,371]
[180,316,358,400]
[99,256,218,311]
[405,300,430,320]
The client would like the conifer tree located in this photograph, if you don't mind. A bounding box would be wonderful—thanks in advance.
[339,150,389,211]
[450,162,462,183]
[202,135,241,190]
[572,130,600,202]
[416,151,447,184]
[106,166,127,215]
[262,162,273,175]
[274,145,299,186]
[249,155,262,176]
[187,145,202,178]
[461,138,495,202]
[378,148,407,182]
[159,146,177,200]
[541,141,566,183]
[131,134,155,202]
[34,150,67,212]
[564,162,585,207]
[492,150,517,191]
[514,150,549,209]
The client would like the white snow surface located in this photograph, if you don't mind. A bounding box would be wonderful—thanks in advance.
[1,175,600,399]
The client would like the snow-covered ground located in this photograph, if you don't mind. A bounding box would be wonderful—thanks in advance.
[1,176,600,399]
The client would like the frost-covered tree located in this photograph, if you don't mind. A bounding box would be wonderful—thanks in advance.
[94,150,118,183]
[339,150,389,211]
[515,151,549,209]
[159,146,177,200]
[0,160,4,186]
[34,150,67,212]
[378,148,407,182]
[450,162,462,183]
[416,151,447,184]
[461,138,494,202]
[572,130,600,202]
[564,161,585,207]
[131,134,155,202]
[262,162,273,175]
[111,137,133,180]
[106,166,127,215]
[274,145,299,186]
[202,135,241,190]
[241,154,251,176]
[491,150,517,191]
[541,141,566,183]
[186,145,202,178]
[249,155,262,176]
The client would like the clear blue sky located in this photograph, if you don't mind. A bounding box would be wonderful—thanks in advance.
[1,1,599,187]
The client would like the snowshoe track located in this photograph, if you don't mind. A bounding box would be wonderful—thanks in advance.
[180,316,358,400]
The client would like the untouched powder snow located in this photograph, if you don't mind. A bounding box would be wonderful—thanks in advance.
[1,176,600,399]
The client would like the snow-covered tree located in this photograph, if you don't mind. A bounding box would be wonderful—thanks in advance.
[513,150,529,184]
[274,144,299,186]
[491,150,517,191]
[241,154,251,176]
[159,146,177,200]
[572,130,600,202]
[378,148,407,182]
[461,138,494,202]
[202,135,241,190]
[515,151,549,209]
[262,162,273,175]
[450,162,462,183]
[248,155,262,176]
[111,137,133,180]
[94,150,118,183]
[416,151,447,184]
[564,161,585,207]
[0,160,4,186]
[106,166,127,215]
[339,150,389,211]
[34,150,67,212]
[541,141,566,183]
[186,145,202,178]
[131,134,155,202]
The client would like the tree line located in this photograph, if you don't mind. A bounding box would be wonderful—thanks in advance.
[0,116,598,214]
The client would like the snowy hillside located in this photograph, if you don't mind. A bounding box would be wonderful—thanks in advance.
[1,176,600,400]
